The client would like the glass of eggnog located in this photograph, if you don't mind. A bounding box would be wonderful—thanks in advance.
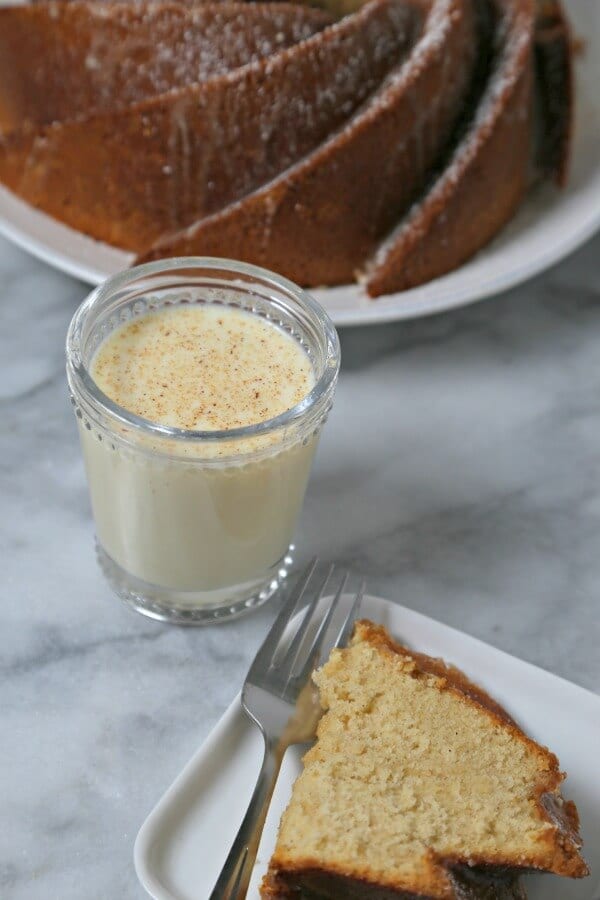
[66,258,339,624]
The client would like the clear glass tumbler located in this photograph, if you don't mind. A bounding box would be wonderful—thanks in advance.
[66,258,340,624]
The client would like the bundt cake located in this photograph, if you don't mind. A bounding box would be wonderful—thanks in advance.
[0,0,573,296]
[261,621,588,899]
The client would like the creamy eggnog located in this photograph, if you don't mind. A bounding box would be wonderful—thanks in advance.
[91,305,314,436]
[80,305,317,595]
[67,258,339,623]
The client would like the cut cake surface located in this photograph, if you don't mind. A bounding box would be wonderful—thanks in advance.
[261,620,588,899]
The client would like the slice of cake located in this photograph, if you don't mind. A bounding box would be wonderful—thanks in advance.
[262,621,588,899]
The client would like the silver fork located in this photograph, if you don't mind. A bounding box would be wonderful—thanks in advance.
[209,559,364,899]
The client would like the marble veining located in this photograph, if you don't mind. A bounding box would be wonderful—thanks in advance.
[1,233,599,898]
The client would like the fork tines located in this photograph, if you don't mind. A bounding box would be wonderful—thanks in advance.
[249,559,364,701]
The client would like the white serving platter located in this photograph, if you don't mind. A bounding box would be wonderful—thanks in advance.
[0,0,598,326]
[135,593,600,899]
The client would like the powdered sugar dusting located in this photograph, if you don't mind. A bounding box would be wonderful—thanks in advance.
[0,2,333,125]
[144,0,476,262]
[370,0,535,271]
[1,0,543,292]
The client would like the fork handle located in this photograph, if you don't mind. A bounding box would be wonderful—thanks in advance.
[209,739,279,899]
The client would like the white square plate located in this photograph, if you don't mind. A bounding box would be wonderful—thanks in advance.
[134,595,600,899]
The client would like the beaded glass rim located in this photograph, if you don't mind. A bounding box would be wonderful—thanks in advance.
[66,257,340,444]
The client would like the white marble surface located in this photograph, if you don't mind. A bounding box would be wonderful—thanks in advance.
[1,233,599,899]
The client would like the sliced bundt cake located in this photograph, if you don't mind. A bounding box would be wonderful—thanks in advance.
[262,621,588,899]
[0,0,419,252]
[0,0,574,296]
